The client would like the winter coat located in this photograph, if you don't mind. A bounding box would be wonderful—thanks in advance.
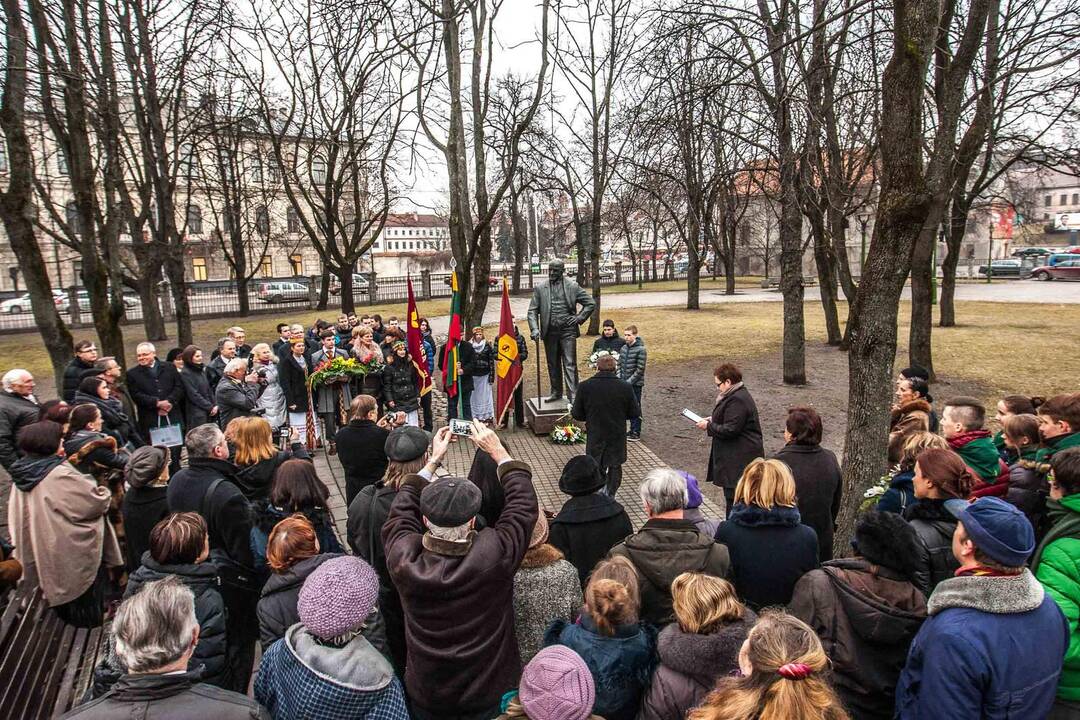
[250,502,342,576]
[311,348,353,415]
[683,507,720,538]
[618,338,647,387]
[895,570,1068,720]
[773,443,843,561]
[549,493,634,587]
[252,360,287,429]
[610,518,731,627]
[72,390,139,448]
[572,371,641,468]
[636,610,755,720]
[167,457,255,570]
[277,352,313,413]
[234,445,310,502]
[903,499,960,596]
[180,363,215,428]
[7,455,122,606]
[205,355,225,392]
[705,384,765,490]
[347,482,398,588]
[382,461,538,716]
[463,340,495,380]
[713,503,818,610]
[789,558,927,720]
[64,430,128,485]
[381,358,420,414]
[215,377,260,430]
[61,671,268,720]
[545,614,657,720]
[513,544,582,664]
[255,624,408,720]
[336,420,390,506]
[878,469,916,516]
[592,334,626,355]
[1006,447,1048,532]
[127,360,184,433]
[126,554,228,687]
[121,484,169,573]
[0,390,39,471]
[888,399,931,464]
[438,341,474,392]
[256,552,386,656]
[63,356,97,403]
[1034,492,1080,702]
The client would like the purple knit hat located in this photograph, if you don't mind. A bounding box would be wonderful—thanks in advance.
[519,645,595,720]
[678,470,703,509]
[297,556,379,640]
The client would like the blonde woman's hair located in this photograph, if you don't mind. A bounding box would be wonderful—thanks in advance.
[899,431,949,471]
[689,611,848,720]
[232,416,277,466]
[383,456,427,489]
[671,572,745,634]
[734,458,796,508]
[584,556,640,636]
[250,342,276,362]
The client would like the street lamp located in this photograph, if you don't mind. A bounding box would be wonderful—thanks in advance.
[857,214,870,276]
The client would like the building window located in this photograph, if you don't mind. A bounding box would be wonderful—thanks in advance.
[1062,194,1069,205]
[65,201,82,236]
[1045,195,1053,207]
[255,205,270,236]
[289,254,303,275]
[287,207,300,234]
[311,158,326,184]
[249,155,263,183]
[218,148,234,182]
[57,151,69,176]
[1044,213,1051,220]
[260,256,273,277]
[187,205,203,235]
[1074,193,1079,205]
[0,139,7,173]
[192,257,208,281]
[267,156,280,183]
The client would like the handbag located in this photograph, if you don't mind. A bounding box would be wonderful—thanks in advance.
[200,478,260,598]
[148,415,183,447]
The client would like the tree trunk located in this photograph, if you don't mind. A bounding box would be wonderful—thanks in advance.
[236,276,250,316]
[779,193,806,383]
[812,224,843,346]
[908,224,936,376]
[318,267,331,310]
[686,217,701,310]
[137,273,166,341]
[835,0,940,555]
[587,213,602,336]
[339,266,356,315]
[939,192,968,327]
[163,251,192,347]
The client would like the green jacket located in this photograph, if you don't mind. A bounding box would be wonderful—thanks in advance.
[1035,433,1080,470]
[955,435,1003,483]
[1034,493,1080,701]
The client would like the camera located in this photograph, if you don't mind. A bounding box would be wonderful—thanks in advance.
[449,418,473,437]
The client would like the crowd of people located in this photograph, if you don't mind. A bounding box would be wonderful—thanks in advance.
[3,315,1080,719]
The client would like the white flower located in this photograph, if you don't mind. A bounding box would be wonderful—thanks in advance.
[863,485,885,499]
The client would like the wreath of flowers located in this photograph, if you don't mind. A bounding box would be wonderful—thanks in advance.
[587,349,620,369]
[307,356,376,389]
[550,423,586,445]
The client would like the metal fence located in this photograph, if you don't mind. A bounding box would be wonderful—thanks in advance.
[0,261,692,334]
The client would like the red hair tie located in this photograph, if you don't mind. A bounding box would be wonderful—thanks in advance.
[777,663,813,680]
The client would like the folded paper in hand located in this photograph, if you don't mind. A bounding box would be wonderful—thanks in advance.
[681,408,705,424]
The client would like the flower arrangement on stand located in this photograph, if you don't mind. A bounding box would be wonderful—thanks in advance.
[550,422,586,445]
[587,349,620,370]
[307,356,372,390]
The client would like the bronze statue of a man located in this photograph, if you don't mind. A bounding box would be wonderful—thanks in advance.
[526,260,596,401]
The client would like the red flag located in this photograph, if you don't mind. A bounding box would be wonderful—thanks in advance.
[495,278,522,425]
[407,278,433,396]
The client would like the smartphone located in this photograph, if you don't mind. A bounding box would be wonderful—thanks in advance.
[449,418,473,436]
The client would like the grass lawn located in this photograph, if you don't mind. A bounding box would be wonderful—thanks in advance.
[602,276,765,295]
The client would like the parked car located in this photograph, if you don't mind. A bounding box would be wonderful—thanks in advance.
[1,290,67,315]
[1012,247,1053,257]
[55,290,139,313]
[978,259,1025,277]
[442,274,499,288]
[328,273,371,296]
[1030,259,1080,281]
[257,281,309,303]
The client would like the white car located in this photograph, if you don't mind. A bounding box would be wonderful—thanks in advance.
[1,290,65,314]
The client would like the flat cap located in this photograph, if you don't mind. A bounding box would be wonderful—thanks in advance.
[385,426,431,462]
[421,477,483,527]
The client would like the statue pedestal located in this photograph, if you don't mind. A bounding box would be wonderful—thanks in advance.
[525,397,576,436]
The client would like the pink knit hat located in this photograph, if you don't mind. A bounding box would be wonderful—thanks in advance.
[297,556,379,640]
[519,645,595,720]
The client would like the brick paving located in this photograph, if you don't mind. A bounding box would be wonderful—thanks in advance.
[313,410,727,546]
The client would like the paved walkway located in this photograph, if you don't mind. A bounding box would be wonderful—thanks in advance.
[426,280,1080,333]
[313,421,726,548]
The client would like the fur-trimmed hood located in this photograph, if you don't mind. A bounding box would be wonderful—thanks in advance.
[656,610,756,680]
[520,542,564,569]
[891,398,932,422]
[64,431,118,467]
[928,568,1044,616]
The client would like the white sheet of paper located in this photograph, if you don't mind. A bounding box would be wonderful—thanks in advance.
[681,408,705,424]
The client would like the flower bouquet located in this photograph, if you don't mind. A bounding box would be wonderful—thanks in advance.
[550,423,586,445]
[859,473,893,512]
[587,349,620,369]
[307,356,372,390]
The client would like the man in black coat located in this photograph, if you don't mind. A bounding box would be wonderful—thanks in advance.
[166,423,258,695]
[0,369,39,473]
[335,394,395,505]
[548,455,633,587]
[696,363,764,512]
[62,340,98,403]
[572,354,640,496]
[127,342,184,473]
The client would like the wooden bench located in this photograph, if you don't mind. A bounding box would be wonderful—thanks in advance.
[0,583,107,718]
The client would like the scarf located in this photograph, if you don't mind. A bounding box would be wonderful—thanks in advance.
[716,380,744,407]
[955,565,1016,578]
[947,429,992,450]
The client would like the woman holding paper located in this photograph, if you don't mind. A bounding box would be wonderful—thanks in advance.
[695,363,764,513]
